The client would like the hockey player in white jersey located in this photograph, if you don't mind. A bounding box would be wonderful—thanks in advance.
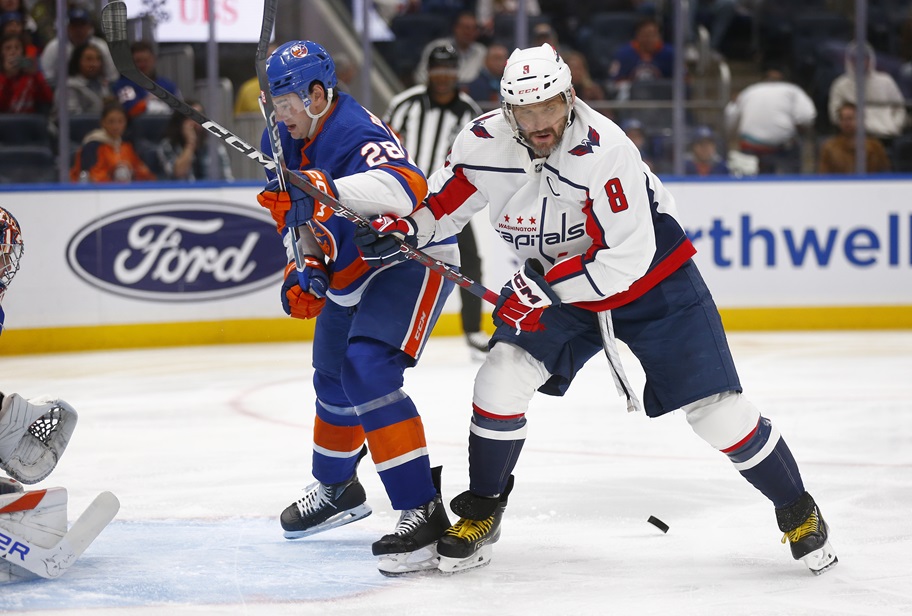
[357,44,837,575]
[0,207,118,582]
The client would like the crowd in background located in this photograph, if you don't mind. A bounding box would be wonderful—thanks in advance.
[4,0,912,183]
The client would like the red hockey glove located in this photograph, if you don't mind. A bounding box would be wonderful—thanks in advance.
[493,258,561,332]
[281,258,328,320]
[352,215,417,268]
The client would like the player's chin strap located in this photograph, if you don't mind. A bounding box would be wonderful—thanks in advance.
[597,311,642,413]
[305,87,334,140]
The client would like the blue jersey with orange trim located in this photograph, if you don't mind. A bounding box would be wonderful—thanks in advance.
[416,99,695,312]
[260,91,449,304]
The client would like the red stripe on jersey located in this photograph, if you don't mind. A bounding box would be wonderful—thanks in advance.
[403,270,443,358]
[426,167,477,218]
[0,490,47,514]
[473,403,526,421]
[556,240,696,312]
[721,420,760,454]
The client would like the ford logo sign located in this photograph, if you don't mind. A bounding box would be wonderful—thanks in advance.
[66,201,285,302]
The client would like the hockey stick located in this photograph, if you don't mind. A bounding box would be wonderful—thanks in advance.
[254,0,306,276]
[101,1,498,306]
[0,491,119,579]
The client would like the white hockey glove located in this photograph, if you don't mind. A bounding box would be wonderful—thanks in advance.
[0,393,77,484]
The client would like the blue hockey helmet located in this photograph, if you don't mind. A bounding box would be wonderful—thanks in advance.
[266,41,337,98]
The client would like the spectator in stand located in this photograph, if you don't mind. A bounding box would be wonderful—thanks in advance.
[685,125,730,176]
[828,41,906,147]
[0,11,37,60]
[0,32,51,113]
[70,99,156,183]
[0,0,39,46]
[53,42,110,116]
[233,43,277,116]
[414,11,487,87]
[564,49,605,101]
[621,117,654,169]
[465,42,508,104]
[607,16,675,100]
[477,0,541,42]
[724,65,816,175]
[39,5,117,86]
[818,102,891,174]
[113,41,181,118]
[154,100,233,182]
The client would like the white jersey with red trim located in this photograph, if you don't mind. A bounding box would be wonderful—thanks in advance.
[415,99,695,311]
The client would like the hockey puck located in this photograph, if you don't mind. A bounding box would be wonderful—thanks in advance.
[647,515,669,533]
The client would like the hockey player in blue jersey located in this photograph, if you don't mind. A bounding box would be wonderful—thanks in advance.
[357,44,837,575]
[255,41,457,576]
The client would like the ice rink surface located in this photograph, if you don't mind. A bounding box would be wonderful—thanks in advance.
[1,331,911,615]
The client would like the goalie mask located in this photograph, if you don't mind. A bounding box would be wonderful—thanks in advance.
[266,41,337,128]
[500,44,574,153]
[0,207,23,293]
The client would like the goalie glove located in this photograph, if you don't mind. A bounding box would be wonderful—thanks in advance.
[494,258,561,333]
[281,258,328,320]
[352,215,417,268]
[0,393,78,484]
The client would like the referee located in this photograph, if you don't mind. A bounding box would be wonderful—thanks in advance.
[384,44,489,359]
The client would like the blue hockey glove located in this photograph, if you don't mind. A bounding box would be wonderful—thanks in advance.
[494,258,561,333]
[353,215,418,268]
[281,256,329,320]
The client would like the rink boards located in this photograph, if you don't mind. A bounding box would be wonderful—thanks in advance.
[1,177,910,354]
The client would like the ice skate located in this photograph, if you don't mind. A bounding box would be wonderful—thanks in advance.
[372,466,450,576]
[465,331,490,362]
[437,475,513,574]
[281,446,372,539]
[777,492,838,575]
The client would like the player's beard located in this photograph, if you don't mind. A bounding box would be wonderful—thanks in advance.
[525,126,563,158]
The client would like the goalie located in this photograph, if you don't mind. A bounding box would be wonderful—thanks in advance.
[0,207,118,582]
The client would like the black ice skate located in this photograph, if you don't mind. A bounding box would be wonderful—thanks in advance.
[776,491,838,575]
[372,466,450,576]
[437,475,514,574]
[281,445,372,539]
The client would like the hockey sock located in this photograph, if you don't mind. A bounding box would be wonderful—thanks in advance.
[723,416,805,508]
[467,407,526,497]
[342,338,434,510]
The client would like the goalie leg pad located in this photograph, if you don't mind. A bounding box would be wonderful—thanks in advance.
[0,487,68,583]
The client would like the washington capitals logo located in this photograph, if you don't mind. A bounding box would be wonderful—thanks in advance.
[470,120,494,139]
[568,126,601,156]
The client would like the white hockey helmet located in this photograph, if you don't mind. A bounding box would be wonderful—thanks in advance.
[500,44,573,145]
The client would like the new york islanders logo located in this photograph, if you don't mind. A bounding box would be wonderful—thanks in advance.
[470,120,494,139]
[289,44,309,58]
[569,127,601,156]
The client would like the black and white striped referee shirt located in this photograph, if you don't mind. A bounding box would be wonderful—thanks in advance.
[383,85,483,177]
